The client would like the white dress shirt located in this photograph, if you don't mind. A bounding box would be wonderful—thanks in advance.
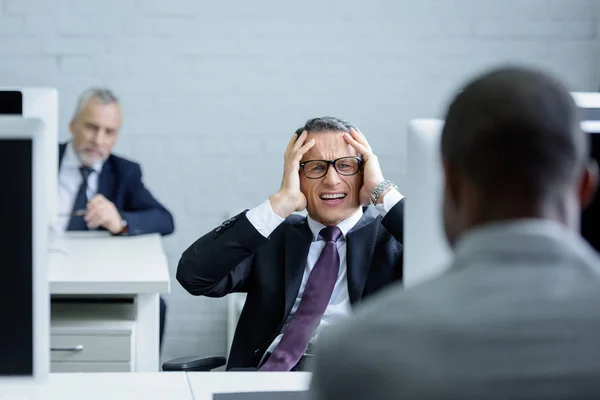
[246,188,404,355]
[53,142,103,233]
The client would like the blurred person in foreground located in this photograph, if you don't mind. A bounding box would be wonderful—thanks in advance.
[310,66,600,399]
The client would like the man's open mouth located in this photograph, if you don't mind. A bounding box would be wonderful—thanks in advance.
[320,193,347,201]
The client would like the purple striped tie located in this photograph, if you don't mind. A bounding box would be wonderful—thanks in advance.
[260,226,342,371]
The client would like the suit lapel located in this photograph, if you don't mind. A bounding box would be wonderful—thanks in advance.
[283,220,313,318]
[346,211,379,304]
[97,158,116,199]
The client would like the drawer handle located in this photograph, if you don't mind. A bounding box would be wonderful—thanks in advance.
[51,345,84,352]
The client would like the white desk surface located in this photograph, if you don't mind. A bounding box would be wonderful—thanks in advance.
[187,372,311,400]
[49,232,170,295]
[2,372,311,400]
[25,373,192,400]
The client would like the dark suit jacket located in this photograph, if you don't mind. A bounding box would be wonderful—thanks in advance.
[59,143,174,236]
[177,199,405,369]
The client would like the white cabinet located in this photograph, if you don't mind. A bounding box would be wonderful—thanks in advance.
[51,362,131,373]
[50,302,135,373]
[49,233,170,372]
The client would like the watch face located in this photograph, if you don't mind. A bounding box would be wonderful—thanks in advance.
[121,219,127,227]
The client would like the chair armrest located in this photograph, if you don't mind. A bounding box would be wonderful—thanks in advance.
[162,355,227,371]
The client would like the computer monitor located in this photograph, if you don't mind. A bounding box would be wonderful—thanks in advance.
[0,88,58,229]
[404,119,452,288]
[0,116,49,393]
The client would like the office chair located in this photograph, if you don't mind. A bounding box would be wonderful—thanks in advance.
[162,294,246,371]
[162,355,227,371]
[162,346,317,371]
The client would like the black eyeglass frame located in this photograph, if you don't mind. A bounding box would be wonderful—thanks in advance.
[299,156,363,179]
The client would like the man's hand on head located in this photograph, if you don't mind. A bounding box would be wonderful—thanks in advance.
[269,130,315,219]
[344,128,393,206]
[84,194,124,234]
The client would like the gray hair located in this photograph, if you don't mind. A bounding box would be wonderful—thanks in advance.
[72,87,119,120]
[295,116,357,136]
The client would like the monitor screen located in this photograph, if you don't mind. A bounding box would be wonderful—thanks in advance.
[0,91,23,115]
[0,138,34,376]
[581,132,600,253]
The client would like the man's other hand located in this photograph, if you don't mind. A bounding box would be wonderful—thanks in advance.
[343,128,388,205]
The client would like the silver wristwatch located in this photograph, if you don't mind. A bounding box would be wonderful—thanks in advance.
[370,180,399,206]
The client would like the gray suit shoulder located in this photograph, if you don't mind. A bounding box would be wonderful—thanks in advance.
[310,281,410,400]
[310,274,458,400]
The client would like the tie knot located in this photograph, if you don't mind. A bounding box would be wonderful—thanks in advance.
[79,166,94,180]
[319,226,342,242]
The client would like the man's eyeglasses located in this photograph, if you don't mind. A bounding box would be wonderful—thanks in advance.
[300,156,363,179]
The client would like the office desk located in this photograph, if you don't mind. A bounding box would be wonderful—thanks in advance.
[48,232,170,372]
[22,373,191,400]
[1,372,310,400]
[187,372,311,400]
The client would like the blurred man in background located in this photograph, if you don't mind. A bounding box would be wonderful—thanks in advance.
[56,88,174,349]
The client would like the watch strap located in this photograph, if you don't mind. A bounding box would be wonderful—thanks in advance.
[370,180,399,206]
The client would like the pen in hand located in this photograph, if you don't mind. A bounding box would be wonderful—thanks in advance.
[58,209,86,217]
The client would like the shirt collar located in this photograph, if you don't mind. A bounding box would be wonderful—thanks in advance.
[306,207,364,241]
[63,141,103,173]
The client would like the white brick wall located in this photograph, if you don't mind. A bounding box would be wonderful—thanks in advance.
[1,0,599,364]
